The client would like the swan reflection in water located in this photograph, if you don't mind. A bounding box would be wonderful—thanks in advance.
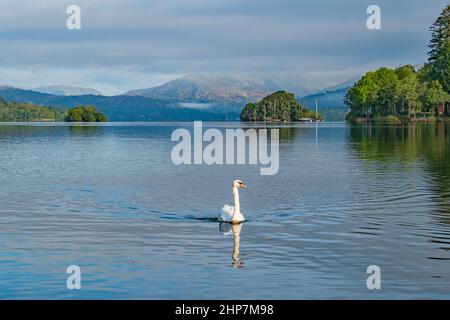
[219,222,244,268]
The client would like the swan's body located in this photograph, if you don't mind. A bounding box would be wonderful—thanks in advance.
[219,180,247,224]
[220,204,245,223]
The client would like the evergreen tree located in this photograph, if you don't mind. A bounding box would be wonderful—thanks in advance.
[428,5,450,92]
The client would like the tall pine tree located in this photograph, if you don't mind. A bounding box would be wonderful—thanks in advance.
[428,5,450,93]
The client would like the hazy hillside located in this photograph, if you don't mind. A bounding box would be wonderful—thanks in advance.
[33,85,103,96]
[125,75,289,103]
[322,77,358,92]
[299,87,350,121]
[0,86,241,121]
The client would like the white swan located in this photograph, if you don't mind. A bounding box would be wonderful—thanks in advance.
[219,180,247,224]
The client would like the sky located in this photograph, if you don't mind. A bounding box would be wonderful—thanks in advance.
[0,0,448,95]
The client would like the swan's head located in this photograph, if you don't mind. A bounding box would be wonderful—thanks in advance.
[233,179,247,189]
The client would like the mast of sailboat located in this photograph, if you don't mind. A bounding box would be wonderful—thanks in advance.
[315,99,318,150]
[315,99,318,120]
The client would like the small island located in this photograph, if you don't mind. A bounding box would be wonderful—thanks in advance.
[240,91,321,122]
[64,105,108,122]
[0,99,107,122]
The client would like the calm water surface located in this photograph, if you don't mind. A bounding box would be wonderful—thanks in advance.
[0,122,449,299]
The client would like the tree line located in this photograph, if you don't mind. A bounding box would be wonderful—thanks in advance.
[345,5,450,121]
[0,98,65,122]
[0,98,107,122]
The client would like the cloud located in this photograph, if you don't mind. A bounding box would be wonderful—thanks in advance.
[0,0,447,94]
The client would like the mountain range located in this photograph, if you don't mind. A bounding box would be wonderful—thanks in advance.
[296,77,357,120]
[32,85,103,96]
[125,75,304,103]
[0,75,356,121]
[0,86,241,121]
[300,88,349,121]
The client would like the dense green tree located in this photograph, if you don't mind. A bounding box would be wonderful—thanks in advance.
[346,65,449,121]
[417,63,433,84]
[240,102,257,121]
[373,67,399,116]
[64,105,107,122]
[396,66,420,116]
[396,64,416,79]
[344,71,379,117]
[345,67,400,118]
[0,100,65,121]
[240,91,321,122]
[428,5,450,92]
[421,80,449,115]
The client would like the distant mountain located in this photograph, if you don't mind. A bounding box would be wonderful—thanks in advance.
[125,75,288,103]
[300,87,348,109]
[299,87,351,121]
[0,75,360,121]
[322,77,359,92]
[0,86,241,121]
[295,76,361,121]
[33,85,103,96]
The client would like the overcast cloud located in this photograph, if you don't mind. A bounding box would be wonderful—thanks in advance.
[0,0,447,95]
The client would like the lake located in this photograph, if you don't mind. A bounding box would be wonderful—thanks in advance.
[0,122,449,299]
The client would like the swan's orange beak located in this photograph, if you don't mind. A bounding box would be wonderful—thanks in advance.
[240,182,247,189]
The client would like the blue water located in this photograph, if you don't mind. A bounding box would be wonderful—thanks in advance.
[0,122,449,299]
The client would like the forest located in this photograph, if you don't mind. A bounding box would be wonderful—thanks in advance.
[0,98,107,122]
[345,5,450,122]
[0,97,65,122]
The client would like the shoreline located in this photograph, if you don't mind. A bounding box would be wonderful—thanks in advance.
[348,116,450,124]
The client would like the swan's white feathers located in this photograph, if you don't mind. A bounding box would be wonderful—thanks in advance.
[220,205,234,221]
[219,204,245,223]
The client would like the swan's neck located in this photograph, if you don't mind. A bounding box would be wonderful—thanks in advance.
[232,187,240,219]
